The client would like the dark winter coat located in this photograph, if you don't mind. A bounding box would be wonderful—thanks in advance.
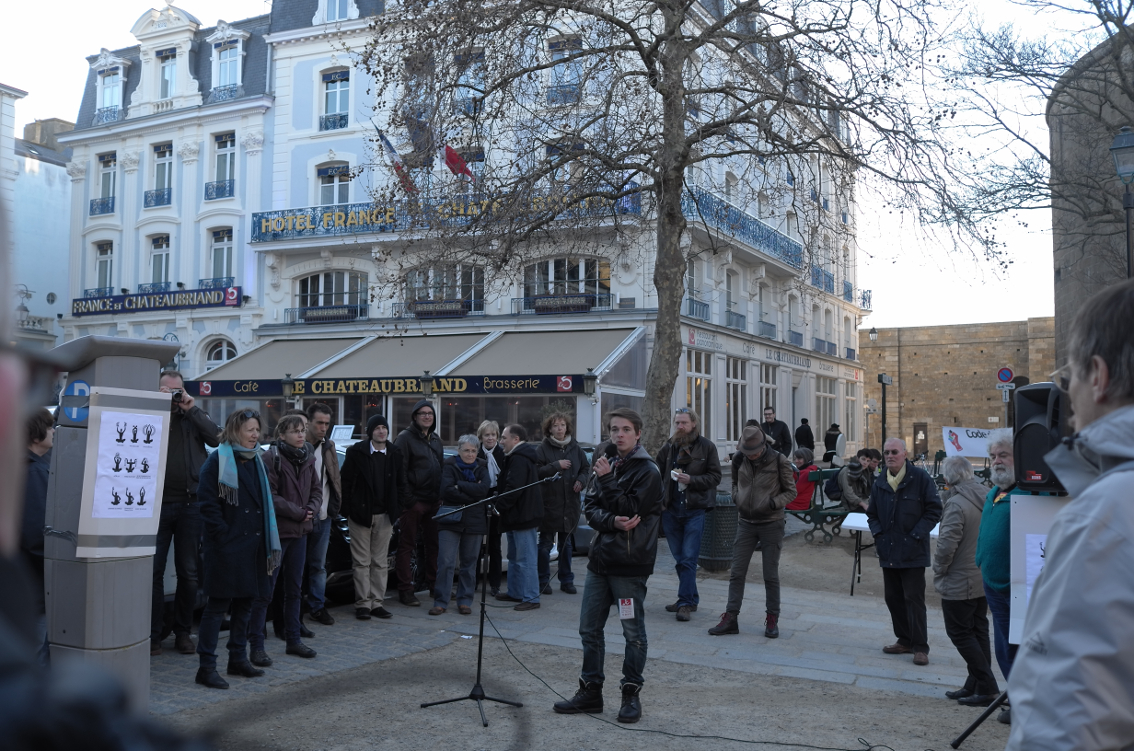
[536,438,589,535]
[440,457,490,535]
[731,447,796,523]
[497,443,543,531]
[394,419,444,506]
[795,423,815,451]
[21,450,50,612]
[866,460,943,569]
[265,444,321,540]
[340,440,408,526]
[197,450,273,600]
[168,405,220,495]
[585,443,663,578]
[656,434,722,511]
[762,419,793,456]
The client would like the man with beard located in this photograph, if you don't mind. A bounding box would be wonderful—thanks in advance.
[393,400,443,606]
[973,429,1020,724]
[656,409,721,622]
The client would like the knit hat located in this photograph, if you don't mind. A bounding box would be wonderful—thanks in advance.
[366,414,389,440]
[411,399,434,416]
[846,460,864,480]
[737,426,767,454]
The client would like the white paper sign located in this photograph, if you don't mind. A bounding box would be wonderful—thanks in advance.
[92,410,165,519]
[941,427,993,458]
[1025,533,1047,604]
[330,424,354,443]
[618,598,635,620]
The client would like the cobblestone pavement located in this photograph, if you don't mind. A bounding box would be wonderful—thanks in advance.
[150,529,996,716]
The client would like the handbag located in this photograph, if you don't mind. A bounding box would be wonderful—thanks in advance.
[437,505,463,523]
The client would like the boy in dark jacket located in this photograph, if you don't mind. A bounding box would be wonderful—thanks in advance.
[553,408,661,724]
[393,399,443,606]
[340,414,407,620]
[495,424,543,610]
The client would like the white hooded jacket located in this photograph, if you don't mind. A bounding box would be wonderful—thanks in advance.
[1007,404,1134,750]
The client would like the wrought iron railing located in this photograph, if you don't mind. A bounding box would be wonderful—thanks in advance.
[512,293,613,315]
[89,197,115,216]
[84,287,114,298]
[681,187,803,268]
[843,280,853,302]
[205,179,235,200]
[93,106,121,125]
[137,282,171,294]
[144,188,172,208]
[391,299,485,319]
[846,347,857,361]
[319,113,349,131]
[726,310,746,332]
[758,320,777,339]
[285,303,369,324]
[547,84,580,105]
[788,329,803,347]
[859,289,872,310]
[685,297,710,321]
[826,341,837,356]
[810,267,835,293]
[198,277,235,289]
[812,337,828,353]
[210,84,239,103]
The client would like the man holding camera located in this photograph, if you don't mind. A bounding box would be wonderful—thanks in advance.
[151,371,219,656]
[1007,279,1134,750]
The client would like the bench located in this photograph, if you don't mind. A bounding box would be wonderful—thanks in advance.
[785,468,853,543]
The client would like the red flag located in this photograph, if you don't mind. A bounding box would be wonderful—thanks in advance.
[444,145,475,181]
[375,128,417,195]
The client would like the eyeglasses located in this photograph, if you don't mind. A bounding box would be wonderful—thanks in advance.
[1049,363,1072,393]
[675,408,691,414]
[883,449,903,456]
[239,409,259,421]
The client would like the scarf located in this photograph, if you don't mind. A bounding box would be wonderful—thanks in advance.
[887,463,907,492]
[218,442,282,575]
[547,435,572,449]
[277,440,310,467]
[612,442,641,473]
[483,445,500,487]
[455,457,478,483]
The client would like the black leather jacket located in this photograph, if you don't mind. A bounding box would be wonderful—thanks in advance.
[584,443,663,578]
[656,434,722,511]
[393,425,443,506]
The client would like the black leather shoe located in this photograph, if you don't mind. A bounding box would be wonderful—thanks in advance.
[355,607,372,620]
[958,694,998,707]
[946,688,975,700]
[227,661,265,678]
[299,623,315,639]
[286,642,317,659]
[175,633,195,654]
[494,592,522,602]
[195,667,229,689]
[553,679,603,714]
[371,606,393,619]
[617,683,642,723]
[311,608,335,626]
[560,583,577,594]
[399,591,420,606]
[250,650,273,667]
[540,584,553,595]
[665,602,697,613]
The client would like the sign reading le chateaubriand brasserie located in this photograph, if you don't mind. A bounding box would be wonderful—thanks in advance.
[73,287,242,317]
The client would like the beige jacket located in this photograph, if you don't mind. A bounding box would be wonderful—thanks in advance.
[932,480,985,600]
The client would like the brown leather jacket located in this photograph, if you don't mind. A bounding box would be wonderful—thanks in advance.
[730,448,796,523]
[312,437,342,518]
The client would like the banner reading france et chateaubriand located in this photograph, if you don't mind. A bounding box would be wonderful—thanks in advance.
[941,427,994,458]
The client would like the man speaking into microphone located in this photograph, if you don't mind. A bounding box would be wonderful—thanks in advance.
[553,408,662,724]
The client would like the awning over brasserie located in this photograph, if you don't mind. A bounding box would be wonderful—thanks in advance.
[202,337,364,380]
[455,328,638,376]
[311,333,486,379]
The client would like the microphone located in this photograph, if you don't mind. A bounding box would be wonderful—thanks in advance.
[543,472,562,484]
[590,443,619,478]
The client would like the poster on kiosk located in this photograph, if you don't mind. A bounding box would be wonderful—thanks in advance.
[75,386,172,558]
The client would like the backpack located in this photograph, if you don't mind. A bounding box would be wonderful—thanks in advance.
[824,469,843,501]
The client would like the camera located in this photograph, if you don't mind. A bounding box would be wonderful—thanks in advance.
[171,389,184,403]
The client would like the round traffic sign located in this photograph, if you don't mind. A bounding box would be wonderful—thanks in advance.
[62,379,91,422]
[997,367,1014,383]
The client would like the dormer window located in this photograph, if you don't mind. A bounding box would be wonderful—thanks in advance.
[101,69,121,110]
[312,0,359,25]
[206,21,250,103]
[157,48,177,100]
[90,49,131,125]
[327,0,348,21]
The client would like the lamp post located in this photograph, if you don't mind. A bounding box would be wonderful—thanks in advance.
[281,373,295,407]
[1109,125,1134,278]
[419,370,434,398]
[877,373,892,445]
[582,368,598,399]
[868,327,877,343]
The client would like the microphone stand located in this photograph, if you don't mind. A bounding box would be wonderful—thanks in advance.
[420,473,559,726]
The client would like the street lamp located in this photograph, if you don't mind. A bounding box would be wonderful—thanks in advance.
[1109,125,1134,278]
[419,371,434,397]
[582,368,598,398]
[281,373,295,405]
[868,327,878,343]
[878,373,892,445]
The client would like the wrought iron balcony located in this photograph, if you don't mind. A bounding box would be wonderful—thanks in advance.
[680,187,803,269]
[547,84,580,105]
[788,329,803,347]
[685,297,710,322]
[285,303,369,324]
[391,299,485,319]
[512,293,613,315]
[843,280,853,302]
[89,197,115,216]
[846,347,857,361]
[205,179,235,200]
[810,267,835,293]
[726,310,746,332]
[144,188,172,208]
[319,113,349,131]
[812,337,828,354]
[198,277,235,289]
[758,320,777,339]
[826,340,837,356]
[84,287,114,298]
[137,282,171,294]
[93,106,121,125]
[859,289,873,310]
[210,84,239,103]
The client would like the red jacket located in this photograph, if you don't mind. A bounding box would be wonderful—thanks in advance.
[788,463,818,510]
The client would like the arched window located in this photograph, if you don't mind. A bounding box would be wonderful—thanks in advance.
[206,339,237,371]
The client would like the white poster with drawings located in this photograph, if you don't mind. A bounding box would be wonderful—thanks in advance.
[1025,533,1047,604]
[92,410,165,519]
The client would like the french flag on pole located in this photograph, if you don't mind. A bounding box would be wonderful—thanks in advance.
[375,128,418,195]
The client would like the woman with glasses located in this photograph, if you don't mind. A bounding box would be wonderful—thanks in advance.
[195,409,281,689]
[430,435,490,615]
[248,414,321,667]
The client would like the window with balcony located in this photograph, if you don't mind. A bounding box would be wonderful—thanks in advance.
[321,70,349,131]
[455,50,484,116]
[293,271,369,323]
[522,257,610,311]
[145,235,171,292]
[318,163,350,205]
[404,265,484,317]
[146,143,173,207]
[96,242,114,292]
[206,339,237,371]
[207,228,233,286]
[548,37,583,105]
[685,258,709,320]
[724,171,738,204]
[724,270,745,331]
[91,153,117,215]
[206,133,236,200]
[158,48,177,99]
[96,67,123,124]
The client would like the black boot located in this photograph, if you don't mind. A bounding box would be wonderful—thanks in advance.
[553,679,603,714]
[617,683,642,723]
[195,667,229,690]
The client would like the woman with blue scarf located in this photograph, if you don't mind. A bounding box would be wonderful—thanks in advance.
[430,435,489,616]
[194,409,281,689]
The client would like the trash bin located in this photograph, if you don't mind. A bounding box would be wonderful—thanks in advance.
[698,492,738,572]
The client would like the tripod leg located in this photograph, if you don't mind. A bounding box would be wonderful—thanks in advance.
[950,690,1009,748]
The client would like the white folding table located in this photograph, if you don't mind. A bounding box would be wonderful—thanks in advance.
[840,513,940,596]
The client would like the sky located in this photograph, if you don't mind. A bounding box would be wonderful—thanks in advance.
[1,0,1061,330]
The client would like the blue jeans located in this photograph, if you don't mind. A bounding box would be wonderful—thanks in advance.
[579,570,649,687]
[984,582,1017,679]
[506,528,540,603]
[151,496,201,641]
[661,506,705,607]
[538,531,574,590]
[197,596,252,670]
[434,530,481,608]
[304,516,332,612]
[249,536,306,649]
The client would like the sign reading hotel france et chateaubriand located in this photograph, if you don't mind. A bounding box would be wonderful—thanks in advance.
[185,374,583,398]
[73,286,242,317]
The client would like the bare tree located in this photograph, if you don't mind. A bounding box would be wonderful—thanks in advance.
[356,0,964,451]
